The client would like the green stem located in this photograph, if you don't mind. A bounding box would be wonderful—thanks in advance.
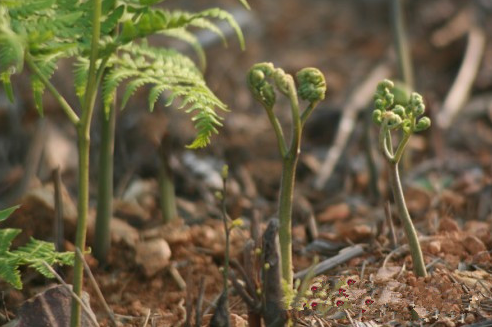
[391,0,414,90]
[265,107,288,157]
[25,55,80,126]
[71,0,103,325]
[94,104,116,264]
[300,101,318,127]
[393,132,411,164]
[71,130,91,327]
[278,156,297,289]
[388,163,427,277]
[379,124,394,162]
[278,85,302,290]
[220,176,230,321]
[159,146,177,223]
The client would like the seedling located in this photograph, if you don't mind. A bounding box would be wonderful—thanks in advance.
[0,205,74,290]
[372,79,430,277]
[247,63,326,289]
[1,1,246,325]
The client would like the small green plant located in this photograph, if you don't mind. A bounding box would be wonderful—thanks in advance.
[247,63,326,289]
[0,205,74,290]
[372,79,430,277]
[1,0,246,325]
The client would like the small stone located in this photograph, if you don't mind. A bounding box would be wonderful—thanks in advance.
[473,251,491,264]
[428,240,441,255]
[110,218,139,248]
[317,203,350,223]
[463,235,486,255]
[464,220,490,243]
[465,313,475,324]
[14,285,96,327]
[408,275,417,287]
[135,238,172,277]
[438,217,460,232]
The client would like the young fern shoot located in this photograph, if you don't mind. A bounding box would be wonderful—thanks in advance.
[247,63,326,290]
[372,79,430,277]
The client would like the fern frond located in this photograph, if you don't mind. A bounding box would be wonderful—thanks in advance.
[0,204,19,222]
[118,8,245,51]
[15,238,75,278]
[0,72,15,103]
[0,228,21,253]
[29,58,57,116]
[161,28,206,71]
[0,256,22,289]
[104,44,227,148]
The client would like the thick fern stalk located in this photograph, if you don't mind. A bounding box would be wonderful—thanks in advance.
[71,0,103,325]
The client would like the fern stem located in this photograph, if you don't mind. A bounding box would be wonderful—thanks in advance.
[94,103,116,264]
[265,106,288,157]
[388,162,426,277]
[391,0,414,90]
[71,0,103,324]
[25,55,80,126]
[278,86,302,290]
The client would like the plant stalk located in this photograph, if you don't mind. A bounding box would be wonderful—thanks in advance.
[388,162,426,277]
[159,155,177,223]
[278,155,298,289]
[71,0,103,324]
[391,0,414,90]
[71,131,91,327]
[159,134,177,223]
[94,104,116,264]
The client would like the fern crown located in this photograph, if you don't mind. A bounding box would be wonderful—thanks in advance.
[0,0,248,148]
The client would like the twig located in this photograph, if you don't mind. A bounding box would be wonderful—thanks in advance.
[142,309,151,327]
[384,201,398,249]
[437,24,487,129]
[41,261,99,327]
[315,63,391,189]
[229,270,257,309]
[294,245,365,280]
[169,264,187,291]
[75,248,116,327]
[195,277,206,327]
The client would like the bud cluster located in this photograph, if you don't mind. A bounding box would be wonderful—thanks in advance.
[372,79,431,134]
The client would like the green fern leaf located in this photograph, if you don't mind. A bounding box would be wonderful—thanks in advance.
[161,28,206,71]
[0,204,19,222]
[0,229,21,253]
[0,72,15,103]
[0,256,22,289]
[15,238,75,278]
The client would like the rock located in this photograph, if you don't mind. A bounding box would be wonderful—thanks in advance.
[317,203,350,223]
[427,240,441,255]
[464,220,490,244]
[113,199,151,227]
[110,218,139,248]
[201,313,247,327]
[135,238,172,277]
[463,235,486,255]
[438,217,460,232]
[13,285,96,327]
[336,220,372,242]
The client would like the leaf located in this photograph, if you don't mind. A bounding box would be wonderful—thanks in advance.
[0,205,20,222]
[1,72,14,103]
[0,257,22,289]
[0,228,21,253]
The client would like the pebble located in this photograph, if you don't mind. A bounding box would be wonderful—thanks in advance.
[135,238,172,277]
[463,235,486,255]
[428,240,441,255]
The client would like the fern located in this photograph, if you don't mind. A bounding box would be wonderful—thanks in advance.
[100,44,227,148]
[0,205,74,289]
